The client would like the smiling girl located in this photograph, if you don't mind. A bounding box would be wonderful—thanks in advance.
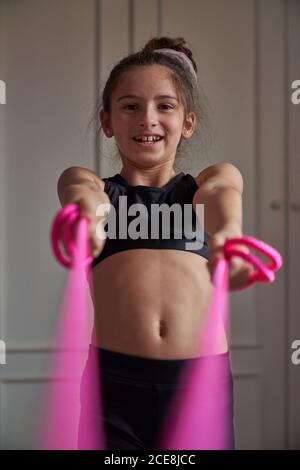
[57,36,253,450]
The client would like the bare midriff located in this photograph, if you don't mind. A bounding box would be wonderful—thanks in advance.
[89,249,228,359]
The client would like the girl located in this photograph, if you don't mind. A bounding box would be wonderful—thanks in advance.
[57,37,253,450]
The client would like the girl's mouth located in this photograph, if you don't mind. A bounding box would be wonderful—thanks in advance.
[132,136,164,148]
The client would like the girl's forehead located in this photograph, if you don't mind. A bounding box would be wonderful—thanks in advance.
[112,65,178,97]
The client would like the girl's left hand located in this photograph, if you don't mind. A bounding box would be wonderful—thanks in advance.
[207,229,255,291]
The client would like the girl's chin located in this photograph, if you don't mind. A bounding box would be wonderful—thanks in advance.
[123,147,163,159]
[120,154,164,168]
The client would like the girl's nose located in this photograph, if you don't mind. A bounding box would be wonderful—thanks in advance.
[138,107,158,127]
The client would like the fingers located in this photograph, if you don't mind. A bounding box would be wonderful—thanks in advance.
[229,266,253,290]
[58,202,107,260]
[58,218,77,258]
[87,219,107,258]
[228,256,254,290]
[229,256,244,276]
[207,247,254,291]
[207,233,227,258]
[207,253,222,279]
[227,245,253,290]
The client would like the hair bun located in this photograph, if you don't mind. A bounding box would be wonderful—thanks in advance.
[142,36,197,73]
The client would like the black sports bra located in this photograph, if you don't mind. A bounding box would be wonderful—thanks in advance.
[92,172,211,268]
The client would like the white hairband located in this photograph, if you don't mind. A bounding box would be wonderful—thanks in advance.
[153,48,197,81]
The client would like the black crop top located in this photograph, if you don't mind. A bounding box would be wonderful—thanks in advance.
[92,172,211,268]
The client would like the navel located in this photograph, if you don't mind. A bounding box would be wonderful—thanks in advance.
[158,319,167,338]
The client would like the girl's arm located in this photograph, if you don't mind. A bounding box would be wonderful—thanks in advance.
[193,162,253,291]
[57,166,105,205]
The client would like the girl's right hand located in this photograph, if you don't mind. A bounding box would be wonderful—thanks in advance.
[59,193,109,260]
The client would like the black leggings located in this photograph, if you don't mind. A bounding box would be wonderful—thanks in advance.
[78,345,235,450]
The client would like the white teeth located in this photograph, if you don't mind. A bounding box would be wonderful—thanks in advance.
[134,135,162,142]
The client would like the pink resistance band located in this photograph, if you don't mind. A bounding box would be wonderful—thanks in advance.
[41,203,282,450]
[155,238,282,450]
[38,204,103,449]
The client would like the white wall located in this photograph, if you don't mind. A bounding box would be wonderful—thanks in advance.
[0,0,97,449]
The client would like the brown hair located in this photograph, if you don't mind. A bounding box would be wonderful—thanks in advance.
[89,36,213,171]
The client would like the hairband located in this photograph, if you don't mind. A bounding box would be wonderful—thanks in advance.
[153,48,197,81]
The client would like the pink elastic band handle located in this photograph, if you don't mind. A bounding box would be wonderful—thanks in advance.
[51,203,93,269]
[222,235,282,290]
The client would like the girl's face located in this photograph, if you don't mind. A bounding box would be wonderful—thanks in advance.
[100,65,195,169]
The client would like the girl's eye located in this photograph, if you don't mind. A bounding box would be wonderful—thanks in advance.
[122,103,174,111]
[160,104,173,110]
[123,104,137,110]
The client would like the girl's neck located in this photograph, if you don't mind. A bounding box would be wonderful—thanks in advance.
[119,167,177,188]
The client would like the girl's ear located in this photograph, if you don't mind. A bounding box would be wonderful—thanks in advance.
[181,112,196,139]
[100,109,113,137]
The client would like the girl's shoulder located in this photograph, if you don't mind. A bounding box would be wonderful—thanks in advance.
[58,166,106,191]
[194,162,243,192]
